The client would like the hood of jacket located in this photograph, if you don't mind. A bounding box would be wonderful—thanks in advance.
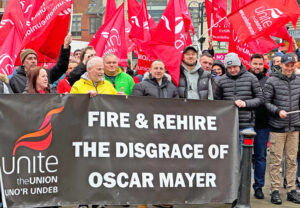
[271,70,296,81]
[181,61,202,74]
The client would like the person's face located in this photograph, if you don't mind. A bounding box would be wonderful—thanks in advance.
[250,58,264,74]
[85,49,96,61]
[182,50,197,66]
[227,65,241,76]
[212,65,223,76]
[23,54,37,71]
[74,51,81,59]
[273,56,281,66]
[281,62,296,78]
[88,61,105,83]
[150,61,165,81]
[104,56,119,73]
[36,69,48,90]
[67,63,78,75]
[200,56,214,71]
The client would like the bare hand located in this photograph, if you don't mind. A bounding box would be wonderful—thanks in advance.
[279,110,287,119]
[235,100,246,108]
[64,34,72,48]
[117,87,126,95]
[88,90,97,97]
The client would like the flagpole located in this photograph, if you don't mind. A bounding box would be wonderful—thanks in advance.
[286,110,300,115]
[68,4,74,34]
[199,16,227,39]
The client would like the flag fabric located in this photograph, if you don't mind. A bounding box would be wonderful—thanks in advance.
[212,0,230,42]
[271,26,293,52]
[21,0,72,61]
[0,0,28,75]
[89,3,128,66]
[228,0,300,43]
[205,0,212,35]
[104,0,117,23]
[148,0,193,86]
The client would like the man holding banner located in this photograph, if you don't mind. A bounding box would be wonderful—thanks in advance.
[215,53,263,153]
[264,53,300,205]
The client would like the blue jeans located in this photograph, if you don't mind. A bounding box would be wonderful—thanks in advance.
[253,128,270,190]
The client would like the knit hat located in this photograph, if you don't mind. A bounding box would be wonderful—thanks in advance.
[20,49,37,64]
[224,53,241,68]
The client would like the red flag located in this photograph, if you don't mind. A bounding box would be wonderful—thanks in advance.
[21,0,72,60]
[148,0,192,86]
[125,21,135,53]
[205,0,212,35]
[228,29,277,68]
[128,0,141,21]
[228,0,300,43]
[0,0,27,75]
[104,0,117,23]
[271,26,293,52]
[179,0,195,35]
[89,3,127,66]
[212,0,230,42]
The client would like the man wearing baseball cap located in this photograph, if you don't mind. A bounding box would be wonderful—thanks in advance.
[178,45,214,100]
[264,53,300,205]
[215,52,263,152]
[9,34,72,93]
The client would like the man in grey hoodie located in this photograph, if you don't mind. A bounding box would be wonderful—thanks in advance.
[178,45,214,100]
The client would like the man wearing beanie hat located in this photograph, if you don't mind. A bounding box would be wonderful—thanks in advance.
[9,34,72,93]
[215,52,263,153]
[178,45,214,100]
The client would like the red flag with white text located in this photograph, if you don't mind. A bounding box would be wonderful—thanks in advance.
[212,0,230,42]
[148,0,192,86]
[21,0,72,62]
[89,3,127,66]
[228,0,300,43]
[0,0,27,75]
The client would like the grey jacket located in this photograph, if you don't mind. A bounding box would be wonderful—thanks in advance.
[131,72,179,98]
[264,72,300,132]
[215,65,263,128]
[178,62,213,100]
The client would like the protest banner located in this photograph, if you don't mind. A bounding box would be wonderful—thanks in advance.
[0,95,239,207]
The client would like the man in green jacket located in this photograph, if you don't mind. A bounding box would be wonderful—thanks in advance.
[103,53,135,95]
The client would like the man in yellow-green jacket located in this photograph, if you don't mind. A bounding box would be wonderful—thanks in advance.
[103,53,135,95]
[70,56,117,95]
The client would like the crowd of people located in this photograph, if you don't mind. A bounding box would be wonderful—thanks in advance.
[1,34,300,207]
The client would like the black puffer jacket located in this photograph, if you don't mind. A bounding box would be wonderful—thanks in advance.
[131,72,178,98]
[250,69,269,129]
[68,62,86,86]
[264,72,300,132]
[9,45,70,93]
[215,65,263,128]
[178,63,213,99]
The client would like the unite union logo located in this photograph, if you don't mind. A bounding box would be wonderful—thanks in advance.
[12,106,64,156]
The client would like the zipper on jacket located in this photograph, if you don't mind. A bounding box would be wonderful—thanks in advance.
[288,81,291,130]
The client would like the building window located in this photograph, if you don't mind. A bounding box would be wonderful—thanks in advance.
[1,0,8,9]
[71,15,82,37]
[90,17,101,34]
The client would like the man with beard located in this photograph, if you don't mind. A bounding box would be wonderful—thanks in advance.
[249,54,269,199]
[70,56,117,95]
[178,45,213,100]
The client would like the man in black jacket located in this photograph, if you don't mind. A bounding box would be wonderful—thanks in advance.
[9,34,72,93]
[131,59,178,98]
[215,53,263,153]
[264,53,300,205]
[249,54,269,199]
[178,45,213,100]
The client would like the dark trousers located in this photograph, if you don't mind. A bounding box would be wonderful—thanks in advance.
[253,128,270,190]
